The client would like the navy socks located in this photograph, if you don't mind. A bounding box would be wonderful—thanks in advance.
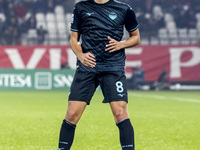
[117,119,135,150]
[58,120,76,150]
[58,119,134,150]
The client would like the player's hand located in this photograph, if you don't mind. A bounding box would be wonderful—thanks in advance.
[78,52,96,68]
[105,36,124,53]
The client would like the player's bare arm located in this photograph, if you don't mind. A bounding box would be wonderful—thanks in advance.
[105,28,140,53]
[70,31,96,68]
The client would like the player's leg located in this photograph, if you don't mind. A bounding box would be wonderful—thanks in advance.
[58,101,87,150]
[110,101,135,150]
[99,71,135,150]
[65,101,87,124]
[110,101,129,123]
[58,70,98,150]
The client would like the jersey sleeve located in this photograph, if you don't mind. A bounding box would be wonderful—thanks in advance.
[124,6,139,32]
[70,4,81,32]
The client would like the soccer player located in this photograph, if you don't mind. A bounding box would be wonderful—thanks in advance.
[58,0,140,149]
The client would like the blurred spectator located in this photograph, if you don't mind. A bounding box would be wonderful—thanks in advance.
[130,65,145,90]
[24,0,36,13]
[61,62,70,69]
[148,16,159,37]
[2,26,13,45]
[19,18,28,34]
[46,0,55,12]
[154,70,170,90]
[136,7,149,37]
[27,13,36,29]
[15,1,26,19]
[35,0,46,13]
[0,18,5,44]
[37,25,48,45]
[186,9,197,28]
[9,16,18,28]
[0,0,4,13]
[12,26,21,45]
[55,0,64,5]
[146,0,153,12]
[174,4,188,28]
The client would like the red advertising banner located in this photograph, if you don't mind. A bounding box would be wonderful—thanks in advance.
[0,45,200,82]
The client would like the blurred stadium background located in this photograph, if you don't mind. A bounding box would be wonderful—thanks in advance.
[0,0,200,45]
[0,0,200,150]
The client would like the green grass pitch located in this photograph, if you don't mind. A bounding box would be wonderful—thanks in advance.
[0,91,200,150]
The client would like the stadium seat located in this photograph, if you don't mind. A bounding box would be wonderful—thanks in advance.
[35,13,45,22]
[0,13,6,22]
[153,5,163,19]
[66,22,71,34]
[167,29,178,44]
[170,39,179,45]
[28,29,37,45]
[122,28,129,41]
[28,29,37,38]
[166,21,176,30]
[164,13,174,22]
[150,37,159,45]
[59,40,68,45]
[168,29,178,39]
[46,13,56,22]
[140,38,149,45]
[160,39,169,45]
[178,28,190,45]
[58,32,68,45]
[49,40,58,45]
[36,13,45,22]
[66,13,72,23]
[55,5,65,15]
[180,39,190,45]
[196,13,200,22]
[57,22,66,32]
[188,29,198,38]
[47,22,57,32]
[197,22,200,30]
[178,28,188,38]
[56,14,65,22]
[188,29,199,44]
[158,28,168,39]
[48,32,57,45]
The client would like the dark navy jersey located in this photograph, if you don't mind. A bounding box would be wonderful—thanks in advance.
[71,0,139,72]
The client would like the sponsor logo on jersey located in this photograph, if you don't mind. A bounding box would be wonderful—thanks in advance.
[109,11,117,20]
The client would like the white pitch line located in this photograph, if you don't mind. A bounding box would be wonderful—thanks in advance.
[173,97,200,103]
[129,93,200,103]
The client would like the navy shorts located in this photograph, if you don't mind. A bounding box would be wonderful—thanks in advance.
[68,70,128,105]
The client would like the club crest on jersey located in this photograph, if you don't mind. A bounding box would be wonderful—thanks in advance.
[109,11,117,20]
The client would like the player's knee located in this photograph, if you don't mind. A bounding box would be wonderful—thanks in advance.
[65,110,79,123]
[115,112,122,121]
[113,106,128,122]
[114,110,127,122]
